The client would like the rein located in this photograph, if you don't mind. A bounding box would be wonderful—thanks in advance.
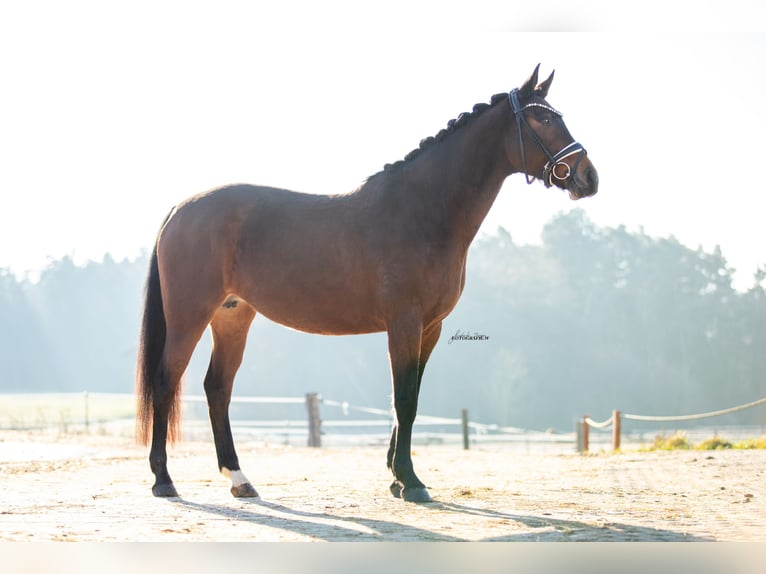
[509,88,586,188]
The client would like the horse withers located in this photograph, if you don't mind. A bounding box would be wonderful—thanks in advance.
[135,64,598,502]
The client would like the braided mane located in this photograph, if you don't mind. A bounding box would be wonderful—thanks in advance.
[380,92,508,173]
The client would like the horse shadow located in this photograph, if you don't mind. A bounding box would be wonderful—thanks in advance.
[170,496,712,542]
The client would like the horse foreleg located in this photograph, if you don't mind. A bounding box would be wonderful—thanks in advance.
[387,313,432,502]
[205,301,258,498]
[386,321,442,472]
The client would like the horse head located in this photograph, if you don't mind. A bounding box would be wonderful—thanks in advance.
[505,64,599,200]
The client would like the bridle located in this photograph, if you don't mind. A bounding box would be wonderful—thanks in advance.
[509,88,587,188]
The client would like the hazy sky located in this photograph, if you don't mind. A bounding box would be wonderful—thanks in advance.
[1,2,764,289]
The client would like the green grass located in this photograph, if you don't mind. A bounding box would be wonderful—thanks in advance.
[641,431,691,451]
[733,436,766,449]
[695,437,732,450]
[640,431,766,451]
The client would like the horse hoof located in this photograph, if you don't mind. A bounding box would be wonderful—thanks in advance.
[389,481,403,499]
[231,483,259,498]
[402,486,433,503]
[152,483,179,498]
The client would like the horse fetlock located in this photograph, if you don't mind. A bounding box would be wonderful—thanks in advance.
[149,458,174,494]
[392,459,417,480]
[221,466,249,486]
[392,463,426,491]
[148,452,167,471]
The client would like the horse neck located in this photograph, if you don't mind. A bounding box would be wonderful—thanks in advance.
[398,101,513,249]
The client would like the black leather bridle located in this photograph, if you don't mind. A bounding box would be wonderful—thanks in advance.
[509,88,587,188]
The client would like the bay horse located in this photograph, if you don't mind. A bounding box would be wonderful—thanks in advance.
[136,65,598,502]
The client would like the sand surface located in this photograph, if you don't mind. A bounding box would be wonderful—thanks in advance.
[1,430,764,541]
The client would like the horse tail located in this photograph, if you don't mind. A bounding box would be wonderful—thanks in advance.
[135,208,179,445]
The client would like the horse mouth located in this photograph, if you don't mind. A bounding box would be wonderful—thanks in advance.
[568,187,593,201]
[569,189,598,201]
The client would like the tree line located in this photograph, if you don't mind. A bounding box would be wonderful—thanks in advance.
[1,210,764,431]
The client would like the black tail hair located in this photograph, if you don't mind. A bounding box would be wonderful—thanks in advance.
[135,208,180,444]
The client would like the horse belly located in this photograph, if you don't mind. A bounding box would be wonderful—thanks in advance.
[236,269,385,335]
[251,292,385,335]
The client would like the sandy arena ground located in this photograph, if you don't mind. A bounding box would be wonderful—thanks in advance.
[1,429,764,542]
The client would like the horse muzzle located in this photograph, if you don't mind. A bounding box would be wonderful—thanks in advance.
[567,158,599,200]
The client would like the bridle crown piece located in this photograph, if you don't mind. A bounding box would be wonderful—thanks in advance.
[509,88,586,188]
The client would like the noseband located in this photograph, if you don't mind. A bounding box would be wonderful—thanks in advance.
[509,88,586,188]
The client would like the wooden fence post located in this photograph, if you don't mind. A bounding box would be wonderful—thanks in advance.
[461,409,470,450]
[612,409,621,451]
[306,393,321,447]
[582,414,590,453]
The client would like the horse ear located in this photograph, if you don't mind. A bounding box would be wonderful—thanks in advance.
[536,69,555,98]
[518,64,541,100]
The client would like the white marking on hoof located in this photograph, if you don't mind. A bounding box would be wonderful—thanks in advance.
[222,467,250,488]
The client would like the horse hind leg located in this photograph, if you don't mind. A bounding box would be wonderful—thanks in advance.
[149,325,207,497]
[149,365,182,497]
[205,297,258,498]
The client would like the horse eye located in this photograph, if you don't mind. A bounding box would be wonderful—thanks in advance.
[541,117,551,126]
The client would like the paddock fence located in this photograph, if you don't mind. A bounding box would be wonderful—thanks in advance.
[578,396,766,452]
[0,392,574,452]
[2,392,764,453]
